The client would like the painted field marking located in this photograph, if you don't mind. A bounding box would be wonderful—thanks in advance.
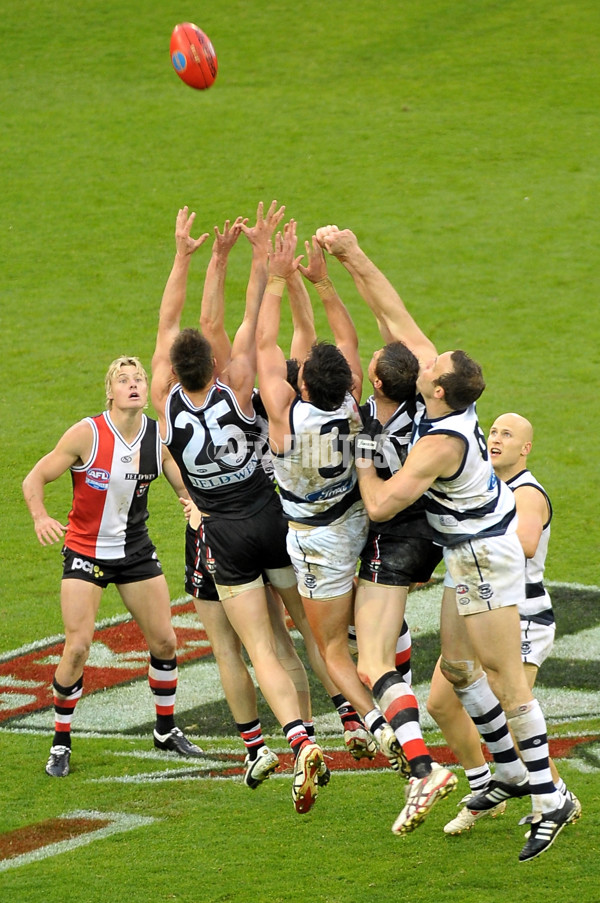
[0,810,157,872]
[1,582,598,736]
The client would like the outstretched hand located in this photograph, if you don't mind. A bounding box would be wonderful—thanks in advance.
[297,235,328,284]
[268,220,303,280]
[241,199,286,253]
[175,206,210,258]
[212,216,246,258]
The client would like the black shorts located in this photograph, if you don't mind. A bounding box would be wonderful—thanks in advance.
[201,494,291,587]
[185,523,219,601]
[358,531,443,586]
[61,543,163,587]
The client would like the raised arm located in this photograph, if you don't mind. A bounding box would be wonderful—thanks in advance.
[316,225,437,363]
[199,216,245,376]
[299,235,363,401]
[22,420,92,546]
[287,269,317,366]
[151,207,209,415]
[255,222,301,448]
[225,200,285,392]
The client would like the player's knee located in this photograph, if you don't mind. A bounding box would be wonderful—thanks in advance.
[63,638,91,671]
[440,657,483,689]
[426,690,443,721]
[153,634,177,660]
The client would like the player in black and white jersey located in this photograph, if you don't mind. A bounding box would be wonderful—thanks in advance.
[317,226,457,826]
[252,278,381,765]
[350,341,445,781]
[427,412,580,834]
[257,222,412,778]
[151,204,325,815]
[321,226,575,860]
[184,221,373,783]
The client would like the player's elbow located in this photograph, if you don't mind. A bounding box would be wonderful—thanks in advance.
[361,492,386,522]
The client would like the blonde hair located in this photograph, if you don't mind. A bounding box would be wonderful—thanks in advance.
[105,356,148,409]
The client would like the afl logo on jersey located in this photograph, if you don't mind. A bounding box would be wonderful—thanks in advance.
[86,468,110,491]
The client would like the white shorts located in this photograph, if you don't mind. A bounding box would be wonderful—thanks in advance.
[443,531,526,616]
[520,618,556,668]
[287,502,369,600]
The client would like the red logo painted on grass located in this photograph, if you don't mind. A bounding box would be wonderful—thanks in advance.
[0,601,209,723]
[0,810,156,872]
[0,816,112,861]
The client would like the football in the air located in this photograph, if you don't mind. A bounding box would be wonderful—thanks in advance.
[170,23,218,90]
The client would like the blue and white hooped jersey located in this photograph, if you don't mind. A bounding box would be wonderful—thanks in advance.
[508,468,554,625]
[273,392,364,526]
[163,380,276,518]
[411,403,517,546]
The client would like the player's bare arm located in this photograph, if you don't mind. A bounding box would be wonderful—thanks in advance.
[151,207,209,414]
[256,222,301,450]
[300,234,363,401]
[224,201,286,404]
[199,216,246,374]
[161,445,189,500]
[513,485,548,558]
[317,225,436,363]
[287,266,317,364]
[356,432,464,522]
[22,420,94,546]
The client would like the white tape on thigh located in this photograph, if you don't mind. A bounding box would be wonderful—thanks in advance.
[215,574,265,600]
[264,566,297,589]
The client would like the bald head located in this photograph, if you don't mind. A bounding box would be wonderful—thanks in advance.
[494,412,533,442]
[488,412,534,479]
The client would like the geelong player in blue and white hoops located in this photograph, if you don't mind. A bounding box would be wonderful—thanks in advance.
[326,226,577,861]
[426,412,581,836]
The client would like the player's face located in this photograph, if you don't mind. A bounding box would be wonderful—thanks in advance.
[367,348,384,385]
[109,366,148,410]
[488,415,528,468]
[416,351,454,399]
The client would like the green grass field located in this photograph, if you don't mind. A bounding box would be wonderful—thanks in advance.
[1,0,599,899]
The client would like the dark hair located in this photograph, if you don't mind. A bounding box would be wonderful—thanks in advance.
[302,341,353,411]
[169,328,214,391]
[375,341,419,403]
[285,358,300,391]
[434,350,485,410]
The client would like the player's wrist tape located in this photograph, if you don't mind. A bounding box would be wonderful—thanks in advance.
[266,275,286,297]
[314,276,335,298]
